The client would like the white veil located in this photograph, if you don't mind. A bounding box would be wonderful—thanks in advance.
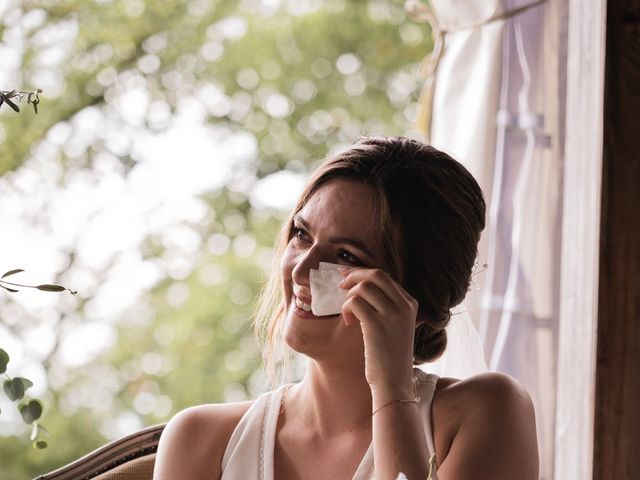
[420,304,488,379]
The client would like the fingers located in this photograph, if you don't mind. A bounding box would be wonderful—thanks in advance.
[339,267,419,323]
[340,268,393,295]
[343,278,391,313]
[341,294,377,327]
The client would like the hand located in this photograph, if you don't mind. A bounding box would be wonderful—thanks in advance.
[339,267,418,397]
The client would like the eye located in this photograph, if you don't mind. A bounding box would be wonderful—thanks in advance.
[338,250,364,266]
[291,226,310,243]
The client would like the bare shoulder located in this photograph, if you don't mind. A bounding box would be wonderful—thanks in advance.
[435,371,534,409]
[432,372,538,480]
[153,400,254,480]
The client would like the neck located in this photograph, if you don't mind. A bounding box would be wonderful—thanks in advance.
[285,360,373,438]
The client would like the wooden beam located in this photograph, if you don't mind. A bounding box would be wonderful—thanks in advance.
[554,0,606,478]
[594,1,640,478]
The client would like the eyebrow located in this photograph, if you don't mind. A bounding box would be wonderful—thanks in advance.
[293,214,378,261]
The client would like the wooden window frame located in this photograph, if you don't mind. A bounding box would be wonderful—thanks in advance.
[556,0,640,478]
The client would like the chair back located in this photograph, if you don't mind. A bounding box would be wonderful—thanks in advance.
[33,424,165,480]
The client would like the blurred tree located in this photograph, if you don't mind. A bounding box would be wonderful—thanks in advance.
[0,0,431,478]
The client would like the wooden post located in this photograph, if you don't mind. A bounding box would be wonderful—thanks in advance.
[594,1,640,479]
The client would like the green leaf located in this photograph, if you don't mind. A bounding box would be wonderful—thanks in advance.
[14,377,34,390]
[36,284,66,292]
[19,399,43,424]
[3,377,33,400]
[0,285,19,293]
[4,379,24,401]
[4,96,20,112]
[1,269,24,278]
[33,440,48,449]
[0,348,9,374]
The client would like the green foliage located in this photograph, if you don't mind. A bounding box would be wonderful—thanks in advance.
[0,271,76,458]
[0,0,431,478]
[0,269,77,295]
[4,377,34,402]
[0,89,42,114]
[0,348,9,374]
[0,348,50,454]
[19,399,43,424]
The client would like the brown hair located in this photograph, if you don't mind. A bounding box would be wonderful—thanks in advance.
[253,136,486,387]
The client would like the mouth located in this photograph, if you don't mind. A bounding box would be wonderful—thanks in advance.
[295,296,312,312]
[292,295,339,320]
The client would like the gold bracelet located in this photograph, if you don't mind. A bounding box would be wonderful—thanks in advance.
[372,398,418,417]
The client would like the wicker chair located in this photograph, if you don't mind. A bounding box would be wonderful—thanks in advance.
[33,424,165,480]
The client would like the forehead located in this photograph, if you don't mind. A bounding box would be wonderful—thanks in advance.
[297,178,382,245]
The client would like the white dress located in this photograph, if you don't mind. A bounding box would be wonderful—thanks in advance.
[221,368,439,480]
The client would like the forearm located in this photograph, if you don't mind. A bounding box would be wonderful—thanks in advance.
[372,389,430,480]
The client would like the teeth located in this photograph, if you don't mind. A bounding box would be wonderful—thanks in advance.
[295,296,312,312]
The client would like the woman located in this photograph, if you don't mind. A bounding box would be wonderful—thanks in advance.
[154,136,539,480]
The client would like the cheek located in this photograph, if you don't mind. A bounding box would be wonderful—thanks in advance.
[280,244,295,292]
[280,243,294,275]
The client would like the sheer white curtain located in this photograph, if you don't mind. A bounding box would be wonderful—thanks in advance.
[408,1,562,478]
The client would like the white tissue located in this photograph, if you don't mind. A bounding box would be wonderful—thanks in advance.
[309,262,348,316]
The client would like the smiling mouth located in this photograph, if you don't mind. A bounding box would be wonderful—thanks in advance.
[293,296,339,319]
[295,296,312,312]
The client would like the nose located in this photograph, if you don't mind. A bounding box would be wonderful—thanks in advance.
[291,245,322,288]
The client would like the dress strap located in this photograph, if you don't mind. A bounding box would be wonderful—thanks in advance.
[413,368,439,459]
[220,384,291,480]
[261,383,292,480]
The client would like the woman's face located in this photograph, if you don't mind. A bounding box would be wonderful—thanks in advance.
[280,177,390,364]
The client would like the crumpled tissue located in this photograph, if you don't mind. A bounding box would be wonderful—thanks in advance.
[309,262,348,316]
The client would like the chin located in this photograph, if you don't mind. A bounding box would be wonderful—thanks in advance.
[283,301,338,351]
[282,299,364,364]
